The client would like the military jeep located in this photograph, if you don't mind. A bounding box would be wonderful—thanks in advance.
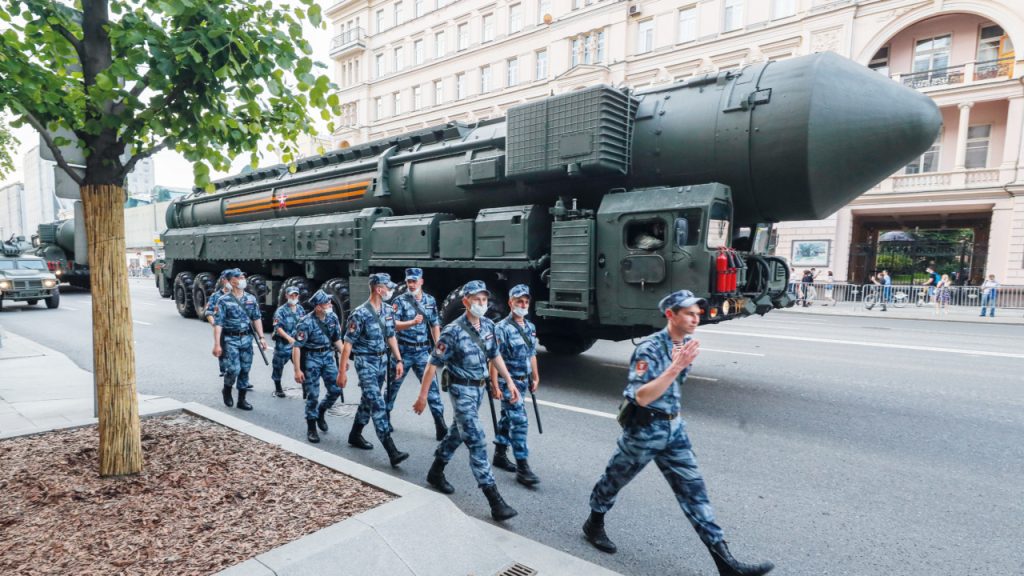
[0,246,61,310]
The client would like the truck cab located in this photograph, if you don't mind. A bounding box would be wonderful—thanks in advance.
[0,251,61,310]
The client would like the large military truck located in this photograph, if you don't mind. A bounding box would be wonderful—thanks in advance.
[0,239,61,310]
[156,53,939,353]
[31,219,91,290]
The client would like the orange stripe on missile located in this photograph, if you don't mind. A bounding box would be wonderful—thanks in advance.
[225,188,367,216]
[225,181,369,213]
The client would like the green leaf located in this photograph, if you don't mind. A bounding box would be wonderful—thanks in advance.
[95,73,113,90]
[308,4,322,27]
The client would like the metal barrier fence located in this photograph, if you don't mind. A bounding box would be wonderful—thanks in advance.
[789,282,1024,310]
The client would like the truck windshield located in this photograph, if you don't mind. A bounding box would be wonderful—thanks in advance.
[706,202,731,249]
[19,260,47,270]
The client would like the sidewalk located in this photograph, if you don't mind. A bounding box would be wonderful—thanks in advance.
[778,300,1024,325]
[0,326,619,576]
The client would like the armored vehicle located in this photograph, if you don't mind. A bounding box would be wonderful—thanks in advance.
[32,219,91,290]
[156,53,940,354]
[0,240,61,310]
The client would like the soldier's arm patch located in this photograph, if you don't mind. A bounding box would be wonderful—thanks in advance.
[634,360,649,375]
[348,320,357,333]
[435,341,446,354]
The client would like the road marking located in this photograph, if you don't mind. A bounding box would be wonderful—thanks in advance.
[523,396,616,420]
[62,306,79,311]
[709,329,1024,359]
[133,320,152,326]
[597,363,718,381]
[136,302,156,307]
[701,347,765,357]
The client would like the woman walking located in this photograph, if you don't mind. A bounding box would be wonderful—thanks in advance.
[935,274,952,315]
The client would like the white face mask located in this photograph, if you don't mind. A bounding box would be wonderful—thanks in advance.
[512,306,529,317]
[383,289,394,301]
[411,287,422,296]
[287,297,299,306]
[236,279,247,290]
[469,302,488,318]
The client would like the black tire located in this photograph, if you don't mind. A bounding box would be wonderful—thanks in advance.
[45,290,60,309]
[174,271,197,318]
[539,334,597,355]
[320,278,352,325]
[26,299,39,306]
[192,272,217,319]
[245,274,274,331]
[439,287,465,325]
[863,293,877,310]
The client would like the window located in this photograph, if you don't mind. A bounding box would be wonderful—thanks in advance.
[596,30,605,62]
[965,125,991,169]
[375,53,386,78]
[480,65,492,92]
[570,30,606,65]
[482,14,495,42]
[415,0,425,17]
[571,37,581,67]
[435,31,446,58]
[636,19,654,54]
[905,128,941,174]
[374,96,384,120]
[394,1,404,25]
[626,219,667,251]
[572,0,581,9]
[723,0,744,32]
[509,4,522,34]
[707,202,731,249]
[458,23,470,50]
[976,24,1013,80]
[771,0,795,19]
[376,9,386,32]
[413,85,423,110]
[413,39,425,64]
[913,34,951,73]
[869,46,889,76]
[675,210,701,247]
[393,92,402,115]
[434,79,444,104]
[507,57,519,86]
[678,7,697,44]
[455,72,466,100]
[393,46,404,71]
[977,24,1004,62]
[535,49,547,79]
[537,0,550,23]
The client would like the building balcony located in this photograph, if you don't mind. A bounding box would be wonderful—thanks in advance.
[330,27,366,58]
[869,167,1009,195]
[891,57,1015,92]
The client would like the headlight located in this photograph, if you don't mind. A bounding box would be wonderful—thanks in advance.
[0,280,11,289]
[43,279,57,288]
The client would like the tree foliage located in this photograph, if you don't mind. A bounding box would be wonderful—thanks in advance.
[0,119,17,179]
[0,0,339,190]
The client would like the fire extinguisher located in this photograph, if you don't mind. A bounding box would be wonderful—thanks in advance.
[716,250,729,293]
[727,249,740,292]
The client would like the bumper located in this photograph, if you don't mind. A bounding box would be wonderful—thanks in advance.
[0,288,56,301]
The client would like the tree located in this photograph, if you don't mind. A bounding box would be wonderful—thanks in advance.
[0,119,17,179]
[0,0,340,476]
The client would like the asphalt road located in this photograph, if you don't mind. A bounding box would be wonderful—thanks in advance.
[2,279,1022,576]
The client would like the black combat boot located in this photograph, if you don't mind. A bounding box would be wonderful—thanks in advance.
[705,541,774,576]
[426,457,455,494]
[515,459,540,487]
[306,419,320,443]
[583,511,617,554]
[492,443,517,472]
[381,436,409,467]
[316,404,330,432]
[236,389,253,411]
[221,385,234,408]
[348,423,373,450]
[482,484,517,521]
[273,380,286,398]
[433,414,448,441]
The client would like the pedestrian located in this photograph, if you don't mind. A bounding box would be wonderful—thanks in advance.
[412,280,521,522]
[980,274,999,317]
[936,273,952,315]
[824,271,836,306]
[212,269,266,411]
[271,286,305,398]
[489,284,541,487]
[802,269,817,306]
[922,266,940,303]
[881,269,892,307]
[869,271,887,312]
[582,289,774,576]
[339,273,410,466]
[292,290,344,444]
[389,267,446,440]
[205,270,232,377]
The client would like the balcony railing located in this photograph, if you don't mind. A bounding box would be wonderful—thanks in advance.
[872,168,1005,194]
[330,27,366,57]
[893,57,1015,90]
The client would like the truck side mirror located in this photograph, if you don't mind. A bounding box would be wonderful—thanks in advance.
[674,218,689,249]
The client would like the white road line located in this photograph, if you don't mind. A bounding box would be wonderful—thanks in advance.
[597,363,718,381]
[133,320,152,326]
[709,329,1024,359]
[523,396,616,420]
[62,306,79,311]
[136,302,156,307]
[700,347,765,357]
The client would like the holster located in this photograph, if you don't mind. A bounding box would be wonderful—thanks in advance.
[300,348,308,372]
[440,368,450,393]
[616,399,666,428]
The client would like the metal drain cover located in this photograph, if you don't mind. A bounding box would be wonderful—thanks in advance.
[495,562,538,576]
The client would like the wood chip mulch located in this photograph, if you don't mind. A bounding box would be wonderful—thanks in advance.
[0,413,394,576]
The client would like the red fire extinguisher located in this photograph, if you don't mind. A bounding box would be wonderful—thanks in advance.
[727,249,740,292]
[716,250,729,293]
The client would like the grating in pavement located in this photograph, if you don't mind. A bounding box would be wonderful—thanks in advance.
[495,562,538,576]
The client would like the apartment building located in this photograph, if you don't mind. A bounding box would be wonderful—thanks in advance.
[325,0,1024,284]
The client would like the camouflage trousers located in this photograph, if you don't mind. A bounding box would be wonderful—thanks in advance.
[302,350,341,420]
[436,383,495,489]
[387,346,444,420]
[589,418,724,546]
[271,342,294,383]
[495,378,530,460]
[221,334,254,391]
[353,354,393,439]
[217,333,226,375]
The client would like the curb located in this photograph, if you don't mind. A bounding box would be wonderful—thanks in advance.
[776,306,1024,326]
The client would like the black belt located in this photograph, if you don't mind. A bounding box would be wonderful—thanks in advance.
[506,374,529,381]
[449,377,487,387]
[222,330,247,337]
[305,347,331,353]
[399,342,432,349]
[353,351,386,357]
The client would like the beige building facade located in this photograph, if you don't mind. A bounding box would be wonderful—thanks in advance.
[325,0,1024,285]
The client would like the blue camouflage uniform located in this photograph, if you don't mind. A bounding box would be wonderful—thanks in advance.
[214,289,262,391]
[293,304,343,420]
[493,312,537,460]
[206,275,231,375]
[588,290,725,547]
[430,281,501,488]
[271,300,306,384]
[388,271,443,420]
[346,290,398,440]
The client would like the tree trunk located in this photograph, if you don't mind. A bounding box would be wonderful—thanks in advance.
[81,184,142,476]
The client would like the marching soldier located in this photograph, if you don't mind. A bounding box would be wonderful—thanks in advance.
[389,267,446,440]
[291,290,344,444]
[412,280,520,522]
[212,269,266,411]
[582,289,774,576]
[205,270,232,377]
[271,286,305,398]
[489,284,540,487]
[339,273,410,467]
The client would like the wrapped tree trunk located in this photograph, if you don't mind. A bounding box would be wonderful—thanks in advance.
[81,184,142,476]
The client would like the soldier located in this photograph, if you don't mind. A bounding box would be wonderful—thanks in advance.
[205,271,232,377]
[291,290,344,444]
[339,273,410,467]
[489,284,540,487]
[412,280,520,522]
[388,267,446,440]
[582,289,774,576]
[212,269,266,411]
[271,286,305,398]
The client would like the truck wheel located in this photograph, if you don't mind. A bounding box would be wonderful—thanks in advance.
[439,287,465,324]
[192,272,216,319]
[174,271,197,318]
[45,290,60,309]
[540,334,596,355]
[244,274,274,331]
[26,299,39,306]
[320,278,351,325]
